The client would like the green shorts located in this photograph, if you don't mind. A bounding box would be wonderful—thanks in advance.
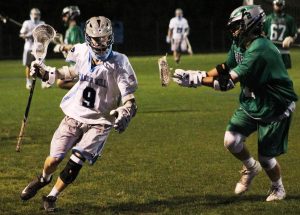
[226,108,292,157]
[281,54,291,69]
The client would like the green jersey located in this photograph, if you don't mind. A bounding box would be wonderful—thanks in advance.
[263,13,297,53]
[64,25,84,45]
[226,37,298,120]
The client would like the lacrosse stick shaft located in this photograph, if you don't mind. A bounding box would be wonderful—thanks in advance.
[16,79,36,152]
[0,14,22,27]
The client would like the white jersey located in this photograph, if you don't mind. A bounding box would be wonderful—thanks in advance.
[169,17,189,40]
[60,43,138,125]
[20,19,45,51]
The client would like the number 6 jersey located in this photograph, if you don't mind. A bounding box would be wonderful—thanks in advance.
[60,43,138,125]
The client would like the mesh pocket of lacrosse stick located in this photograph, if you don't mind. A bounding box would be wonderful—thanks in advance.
[158,55,171,87]
[32,24,56,61]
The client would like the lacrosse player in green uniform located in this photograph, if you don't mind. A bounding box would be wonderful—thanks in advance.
[173,5,297,201]
[54,5,84,89]
[263,0,297,69]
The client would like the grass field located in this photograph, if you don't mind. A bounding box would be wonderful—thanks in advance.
[0,51,300,215]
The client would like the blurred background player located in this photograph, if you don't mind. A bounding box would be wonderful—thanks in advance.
[263,0,298,69]
[20,16,138,212]
[54,5,84,89]
[20,8,45,89]
[166,8,190,64]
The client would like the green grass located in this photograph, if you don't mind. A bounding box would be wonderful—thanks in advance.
[0,51,300,215]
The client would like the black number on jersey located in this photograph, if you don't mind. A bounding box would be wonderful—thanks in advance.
[177,27,183,33]
[82,87,96,108]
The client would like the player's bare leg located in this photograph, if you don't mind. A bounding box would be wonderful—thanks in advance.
[20,156,62,201]
[259,156,286,201]
[25,66,32,89]
[174,51,181,64]
[224,131,262,195]
[43,153,84,212]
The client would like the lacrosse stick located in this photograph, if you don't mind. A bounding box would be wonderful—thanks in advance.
[158,55,171,87]
[0,13,22,27]
[16,24,56,152]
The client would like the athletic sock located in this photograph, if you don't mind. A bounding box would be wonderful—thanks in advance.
[48,186,60,198]
[272,177,283,188]
[242,157,256,169]
[42,170,52,182]
[26,78,31,84]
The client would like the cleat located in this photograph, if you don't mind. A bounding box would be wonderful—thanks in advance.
[20,174,52,201]
[42,195,57,212]
[234,161,262,195]
[266,185,286,201]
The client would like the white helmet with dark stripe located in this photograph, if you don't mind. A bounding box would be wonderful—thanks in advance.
[85,16,114,61]
[227,5,265,47]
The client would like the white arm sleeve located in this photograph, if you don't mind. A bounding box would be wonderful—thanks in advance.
[20,21,28,34]
[117,56,138,104]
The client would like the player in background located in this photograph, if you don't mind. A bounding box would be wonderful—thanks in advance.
[173,5,297,201]
[20,16,138,212]
[263,0,297,69]
[20,8,45,89]
[54,5,84,89]
[166,8,190,64]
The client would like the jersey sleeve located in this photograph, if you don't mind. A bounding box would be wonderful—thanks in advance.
[231,45,262,83]
[116,55,138,103]
[288,16,297,38]
[20,21,29,34]
[225,44,237,69]
[169,18,175,29]
[66,44,79,63]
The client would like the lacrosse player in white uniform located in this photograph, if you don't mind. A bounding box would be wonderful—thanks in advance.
[20,8,45,89]
[20,16,138,212]
[166,8,190,64]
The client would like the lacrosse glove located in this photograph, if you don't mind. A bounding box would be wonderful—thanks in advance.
[30,61,56,85]
[110,100,137,133]
[173,69,207,88]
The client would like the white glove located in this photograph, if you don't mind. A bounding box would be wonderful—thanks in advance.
[282,36,294,48]
[110,106,131,133]
[172,69,207,88]
[53,44,64,53]
[30,61,56,85]
[166,35,171,44]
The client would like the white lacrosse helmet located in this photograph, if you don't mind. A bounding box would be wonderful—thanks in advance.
[62,5,80,21]
[30,8,41,23]
[175,8,183,18]
[85,16,114,61]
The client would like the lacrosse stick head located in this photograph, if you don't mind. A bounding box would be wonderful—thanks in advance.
[158,55,170,87]
[32,24,56,62]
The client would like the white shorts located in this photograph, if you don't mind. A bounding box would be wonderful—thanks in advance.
[171,38,187,52]
[22,49,35,66]
[50,116,112,164]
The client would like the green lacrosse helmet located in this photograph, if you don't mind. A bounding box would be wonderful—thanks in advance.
[227,5,265,47]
